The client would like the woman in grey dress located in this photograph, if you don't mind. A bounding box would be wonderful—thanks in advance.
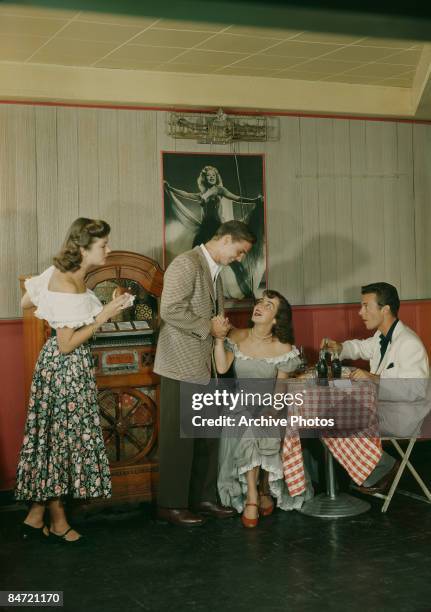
[214,290,312,527]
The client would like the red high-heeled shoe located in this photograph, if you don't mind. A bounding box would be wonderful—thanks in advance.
[241,503,259,528]
[259,495,275,517]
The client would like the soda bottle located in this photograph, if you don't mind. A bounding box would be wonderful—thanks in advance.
[298,345,307,373]
[331,352,342,379]
[316,349,328,385]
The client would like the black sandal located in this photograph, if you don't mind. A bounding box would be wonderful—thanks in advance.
[49,527,83,544]
[21,523,49,541]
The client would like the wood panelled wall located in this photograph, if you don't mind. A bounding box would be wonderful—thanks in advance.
[1,104,431,318]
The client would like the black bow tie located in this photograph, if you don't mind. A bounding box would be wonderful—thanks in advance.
[379,333,391,362]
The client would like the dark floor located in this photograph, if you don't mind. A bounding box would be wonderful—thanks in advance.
[1,445,431,612]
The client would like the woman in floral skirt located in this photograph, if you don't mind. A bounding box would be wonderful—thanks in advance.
[16,217,132,543]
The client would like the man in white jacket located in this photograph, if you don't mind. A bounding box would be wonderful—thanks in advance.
[323,282,430,494]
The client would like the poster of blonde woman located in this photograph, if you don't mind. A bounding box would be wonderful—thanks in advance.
[162,152,267,302]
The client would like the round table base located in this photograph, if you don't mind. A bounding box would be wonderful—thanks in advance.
[299,492,371,518]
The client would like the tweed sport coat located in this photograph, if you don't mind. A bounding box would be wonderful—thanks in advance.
[154,246,224,383]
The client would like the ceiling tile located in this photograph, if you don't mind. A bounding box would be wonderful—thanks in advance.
[0,14,69,37]
[233,55,304,69]
[343,63,416,78]
[224,25,300,39]
[197,33,279,54]
[276,70,329,81]
[288,59,362,74]
[392,69,415,78]
[353,37,416,49]
[216,66,280,77]
[56,21,144,43]
[380,76,414,87]
[94,58,162,70]
[170,49,248,66]
[0,35,48,61]
[29,39,119,65]
[155,19,227,32]
[26,56,91,67]
[293,31,364,45]
[0,6,423,94]
[267,40,343,58]
[322,74,381,84]
[100,44,185,63]
[0,3,77,19]
[75,11,159,28]
[378,49,423,66]
[133,28,213,48]
[324,45,398,62]
[155,63,218,74]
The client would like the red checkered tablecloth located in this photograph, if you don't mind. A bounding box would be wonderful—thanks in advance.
[282,380,382,496]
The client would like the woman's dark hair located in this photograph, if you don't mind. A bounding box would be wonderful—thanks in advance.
[53,217,110,272]
[251,289,294,344]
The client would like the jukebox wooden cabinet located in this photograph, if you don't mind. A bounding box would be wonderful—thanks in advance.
[20,251,164,504]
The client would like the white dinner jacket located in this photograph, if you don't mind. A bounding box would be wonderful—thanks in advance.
[340,320,430,436]
[340,320,429,379]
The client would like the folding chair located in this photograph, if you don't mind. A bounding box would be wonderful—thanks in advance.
[358,437,431,513]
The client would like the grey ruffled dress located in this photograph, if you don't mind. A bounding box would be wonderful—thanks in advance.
[217,338,313,512]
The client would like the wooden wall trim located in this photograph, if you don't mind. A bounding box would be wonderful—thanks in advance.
[0,99,431,124]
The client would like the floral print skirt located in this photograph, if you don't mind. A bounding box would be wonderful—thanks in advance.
[15,337,112,502]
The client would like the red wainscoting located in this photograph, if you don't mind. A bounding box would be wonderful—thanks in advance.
[292,300,431,364]
[0,319,26,491]
[229,300,431,364]
[1,299,431,491]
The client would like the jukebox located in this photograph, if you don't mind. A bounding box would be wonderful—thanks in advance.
[19,251,164,504]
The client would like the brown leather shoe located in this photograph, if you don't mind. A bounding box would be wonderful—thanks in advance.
[157,507,206,527]
[357,460,401,495]
[193,501,237,519]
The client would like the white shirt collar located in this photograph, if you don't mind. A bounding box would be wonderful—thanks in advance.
[200,244,221,282]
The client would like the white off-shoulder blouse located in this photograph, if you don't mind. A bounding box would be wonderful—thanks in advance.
[24,266,103,329]
[224,337,301,377]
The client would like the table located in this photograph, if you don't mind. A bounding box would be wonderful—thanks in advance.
[282,379,382,518]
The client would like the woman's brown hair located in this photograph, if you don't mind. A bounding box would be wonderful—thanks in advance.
[53,217,111,272]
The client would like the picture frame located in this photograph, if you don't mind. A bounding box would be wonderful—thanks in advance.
[162,151,267,306]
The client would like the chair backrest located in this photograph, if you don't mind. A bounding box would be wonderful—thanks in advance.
[418,378,431,438]
[420,408,431,438]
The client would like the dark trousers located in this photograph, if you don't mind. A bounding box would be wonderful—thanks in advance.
[158,376,219,508]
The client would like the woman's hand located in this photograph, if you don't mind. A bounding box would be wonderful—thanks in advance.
[219,315,231,334]
[99,294,133,323]
[320,337,342,354]
[210,315,231,339]
[56,293,133,355]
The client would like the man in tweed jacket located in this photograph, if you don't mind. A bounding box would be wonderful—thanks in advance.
[155,221,256,526]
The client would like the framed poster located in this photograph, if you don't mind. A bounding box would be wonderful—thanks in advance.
[162,151,267,303]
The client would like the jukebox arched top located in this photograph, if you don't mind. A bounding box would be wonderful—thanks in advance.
[85,250,163,297]
[86,251,164,330]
